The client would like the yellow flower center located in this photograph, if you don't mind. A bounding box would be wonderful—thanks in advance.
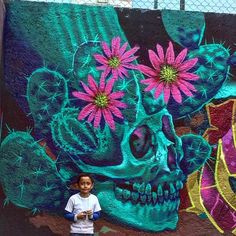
[108,57,120,69]
[94,93,109,108]
[160,65,178,83]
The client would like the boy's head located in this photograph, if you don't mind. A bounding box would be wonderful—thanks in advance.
[76,173,94,195]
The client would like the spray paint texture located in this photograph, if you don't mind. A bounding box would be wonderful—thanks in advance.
[1,2,236,233]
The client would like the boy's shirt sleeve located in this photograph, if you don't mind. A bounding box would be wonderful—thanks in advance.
[64,210,76,222]
[65,197,74,213]
[89,196,101,221]
[94,196,102,212]
[65,197,79,222]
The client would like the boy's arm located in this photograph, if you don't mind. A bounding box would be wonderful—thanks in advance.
[64,210,77,222]
[64,210,87,222]
[89,210,101,221]
[64,197,77,222]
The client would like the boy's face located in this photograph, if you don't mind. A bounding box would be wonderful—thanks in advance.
[78,176,93,195]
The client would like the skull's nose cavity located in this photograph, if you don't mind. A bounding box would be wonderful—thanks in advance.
[162,115,176,143]
[167,145,178,171]
[129,125,152,159]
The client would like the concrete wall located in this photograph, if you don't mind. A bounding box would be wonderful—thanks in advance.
[0,1,236,235]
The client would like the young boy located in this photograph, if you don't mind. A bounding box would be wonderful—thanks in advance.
[64,173,101,236]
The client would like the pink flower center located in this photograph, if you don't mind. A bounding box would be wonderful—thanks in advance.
[108,57,120,69]
[94,93,109,108]
[160,65,178,83]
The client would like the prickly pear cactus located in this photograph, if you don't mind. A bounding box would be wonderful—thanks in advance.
[50,107,118,164]
[0,131,70,212]
[72,41,102,88]
[50,108,98,155]
[161,10,205,49]
[180,134,212,175]
[167,44,230,118]
[161,10,232,119]
[27,68,69,136]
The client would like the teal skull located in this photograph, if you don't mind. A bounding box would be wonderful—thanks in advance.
[74,95,187,232]
[50,84,211,232]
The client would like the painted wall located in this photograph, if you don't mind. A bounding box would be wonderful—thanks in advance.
[0,1,236,235]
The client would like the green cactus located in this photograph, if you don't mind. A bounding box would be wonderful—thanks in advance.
[50,108,98,155]
[0,131,70,211]
[27,68,69,136]
[168,44,230,118]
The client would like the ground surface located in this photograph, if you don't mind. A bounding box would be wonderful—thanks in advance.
[0,187,233,236]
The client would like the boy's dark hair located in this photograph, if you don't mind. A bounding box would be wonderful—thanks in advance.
[76,173,94,184]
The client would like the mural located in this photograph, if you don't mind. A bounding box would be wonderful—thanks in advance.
[187,100,236,234]
[1,1,236,235]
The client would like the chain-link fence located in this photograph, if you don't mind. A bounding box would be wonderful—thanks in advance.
[6,0,236,13]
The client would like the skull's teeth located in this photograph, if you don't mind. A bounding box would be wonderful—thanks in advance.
[114,180,183,207]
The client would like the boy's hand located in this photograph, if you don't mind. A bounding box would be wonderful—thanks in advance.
[76,212,86,220]
[86,209,93,216]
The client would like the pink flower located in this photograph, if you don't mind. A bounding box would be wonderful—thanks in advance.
[72,75,127,130]
[139,41,199,104]
[94,36,139,80]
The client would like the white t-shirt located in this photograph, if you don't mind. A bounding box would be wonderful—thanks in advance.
[65,193,101,234]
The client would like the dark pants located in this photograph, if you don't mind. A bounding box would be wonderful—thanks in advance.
[70,234,94,236]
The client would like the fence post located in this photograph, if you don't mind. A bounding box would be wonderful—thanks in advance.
[180,0,185,10]
[154,0,158,9]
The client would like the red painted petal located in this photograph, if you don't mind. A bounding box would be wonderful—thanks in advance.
[87,109,96,122]
[144,81,158,92]
[111,100,127,108]
[139,64,157,77]
[97,65,107,70]
[109,91,125,99]
[119,42,128,56]
[177,81,194,96]
[154,83,164,99]
[102,109,115,130]
[148,50,161,70]
[109,106,124,119]
[178,72,199,81]
[117,67,128,78]
[122,56,138,63]
[163,85,170,103]
[99,76,106,91]
[105,78,115,94]
[112,37,121,56]
[94,108,102,128]
[94,54,108,64]
[101,41,112,58]
[80,81,95,96]
[72,91,93,102]
[101,67,111,80]
[171,84,182,103]
[112,69,119,80]
[88,74,98,92]
[141,78,157,85]
[156,43,165,62]
[122,63,138,70]
[121,46,139,60]
[166,41,175,64]
[179,79,197,92]
[78,103,96,120]
[175,48,187,65]
[178,58,198,72]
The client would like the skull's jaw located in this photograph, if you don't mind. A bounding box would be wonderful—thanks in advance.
[95,180,181,232]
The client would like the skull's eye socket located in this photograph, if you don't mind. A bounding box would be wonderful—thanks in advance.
[129,125,151,159]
